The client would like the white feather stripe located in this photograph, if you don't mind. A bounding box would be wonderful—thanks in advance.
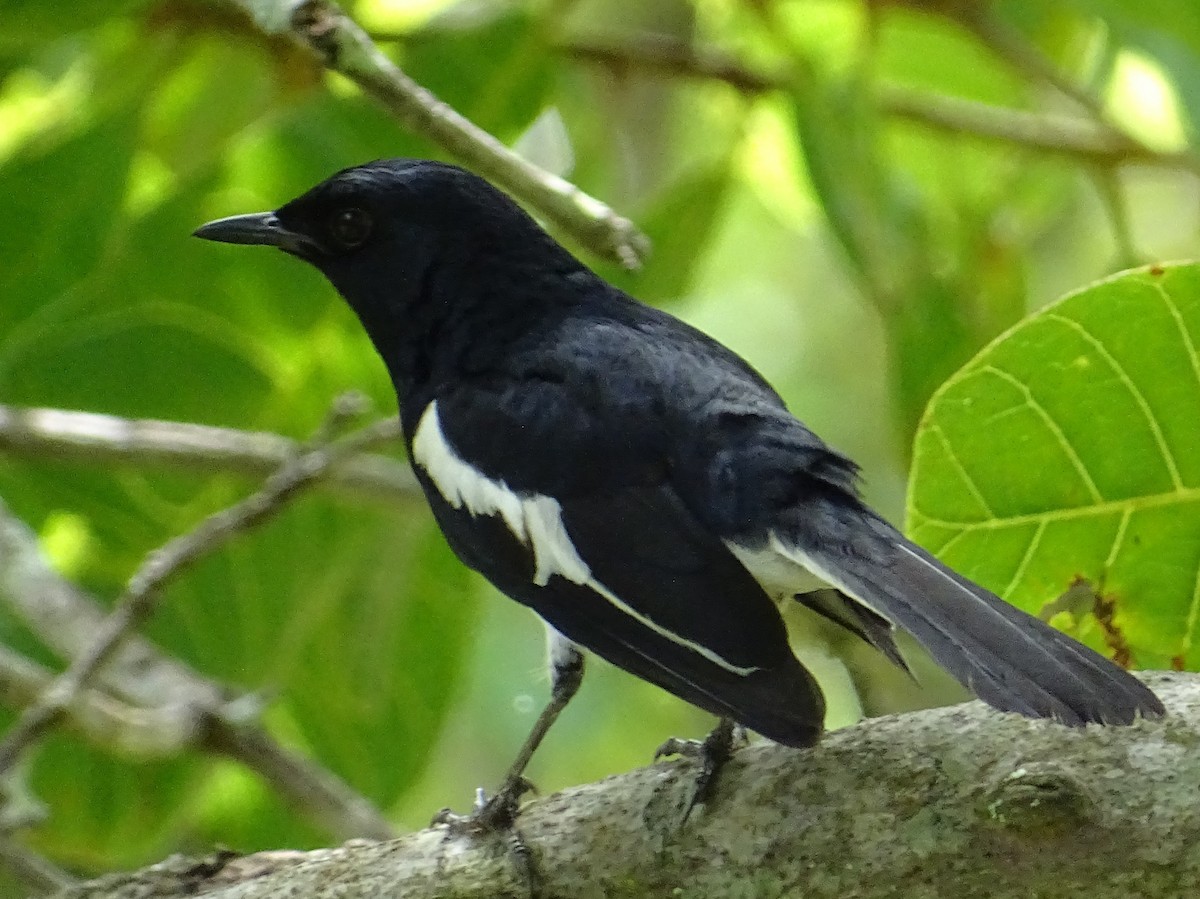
[762,532,894,624]
[523,495,590,586]
[412,401,760,676]
[412,402,528,541]
[724,540,828,600]
[582,577,760,676]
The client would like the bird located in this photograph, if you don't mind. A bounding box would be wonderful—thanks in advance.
[194,158,1164,823]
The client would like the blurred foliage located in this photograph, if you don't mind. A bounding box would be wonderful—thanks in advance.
[1,0,1199,887]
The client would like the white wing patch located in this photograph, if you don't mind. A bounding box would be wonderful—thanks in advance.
[725,540,828,600]
[412,402,528,542]
[413,402,759,676]
[726,533,893,624]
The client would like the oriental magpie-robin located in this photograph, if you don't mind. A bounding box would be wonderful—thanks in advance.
[195,159,1163,817]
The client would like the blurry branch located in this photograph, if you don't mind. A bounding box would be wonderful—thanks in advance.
[49,672,1198,899]
[212,0,648,267]
[0,416,403,840]
[1091,168,1142,267]
[0,836,72,896]
[0,404,418,502]
[562,35,780,93]
[0,643,200,758]
[915,4,1200,175]
[877,86,1200,172]
[562,36,1200,175]
[949,4,1107,118]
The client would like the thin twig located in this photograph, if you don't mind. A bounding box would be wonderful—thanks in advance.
[0,644,199,758]
[951,4,1108,118]
[877,85,1196,168]
[0,597,395,838]
[0,404,418,503]
[0,635,392,844]
[560,35,780,93]
[0,493,216,711]
[948,5,1200,175]
[0,455,399,839]
[216,0,649,267]
[560,35,1200,174]
[1091,167,1142,268]
[0,834,74,895]
[0,417,399,778]
[206,722,396,840]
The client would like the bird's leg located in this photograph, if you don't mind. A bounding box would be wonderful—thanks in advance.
[655,717,747,822]
[433,630,584,833]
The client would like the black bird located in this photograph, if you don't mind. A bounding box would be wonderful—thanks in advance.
[195,159,1163,818]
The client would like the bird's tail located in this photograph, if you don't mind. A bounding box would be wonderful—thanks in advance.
[794,523,1164,725]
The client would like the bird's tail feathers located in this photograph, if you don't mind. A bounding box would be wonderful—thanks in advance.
[784,527,1164,726]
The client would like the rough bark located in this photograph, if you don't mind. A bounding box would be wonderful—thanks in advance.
[52,671,1198,899]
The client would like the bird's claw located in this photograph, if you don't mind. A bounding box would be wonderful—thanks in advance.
[432,778,539,895]
[654,720,746,821]
[430,776,536,834]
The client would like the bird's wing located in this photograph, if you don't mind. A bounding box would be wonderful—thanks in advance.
[405,380,824,747]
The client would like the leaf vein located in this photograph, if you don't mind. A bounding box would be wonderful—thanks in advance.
[910,485,1200,530]
[1151,280,1200,396]
[981,364,1104,503]
[928,424,996,519]
[1003,520,1045,599]
[1103,507,1132,572]
[1045,312,1184,491]
[1183,563,1200,657]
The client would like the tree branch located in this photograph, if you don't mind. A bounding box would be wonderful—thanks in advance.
[561,35,1200,174]
[213,0,648,267]
[561,34,780,93]
[0,404,418,503]
[47,671,1195,899]
[0,835,72,896]
[877,85,1199,171]
[0,419,402,840]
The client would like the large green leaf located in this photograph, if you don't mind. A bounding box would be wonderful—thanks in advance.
[907,262,1200,669]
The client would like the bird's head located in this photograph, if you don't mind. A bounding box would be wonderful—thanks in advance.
[194,160,584,364]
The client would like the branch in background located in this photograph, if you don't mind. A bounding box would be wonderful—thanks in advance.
[0,643,199,758]
[0,418,402,840]
[0,835,72,896]
[877,85,1199,170]
[561,36,1200,177]
[0,491,219,713]
[936,4,1200,176]
[561,36,1200,175]
[562,34,780,93]
[214,0,648,267]
[949,3,1109,118]
[49,672,1197,899]
[0,617,394,842]
[0,404,418,504]
[1091,167,1142,267]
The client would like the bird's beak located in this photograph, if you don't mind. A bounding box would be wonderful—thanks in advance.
[192,212,324,256]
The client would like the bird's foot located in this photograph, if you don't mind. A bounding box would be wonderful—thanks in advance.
[655,719,747,822]
[431,775,536,834]
[431,778,538,894]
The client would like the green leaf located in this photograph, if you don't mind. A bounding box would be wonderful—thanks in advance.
[907,262,1200,669]
[27,736,200,872]
[0,114,136,346]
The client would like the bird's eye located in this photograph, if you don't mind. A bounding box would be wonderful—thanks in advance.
[328,207,372,249]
